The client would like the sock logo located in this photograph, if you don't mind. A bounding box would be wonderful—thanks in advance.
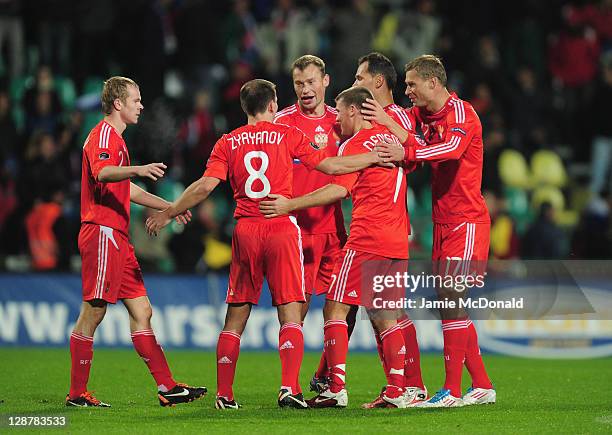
[347,290,358,298]
[141,357,151,363]
[79,359,91,365]
[279,340,294,350]
[218,356,233,364]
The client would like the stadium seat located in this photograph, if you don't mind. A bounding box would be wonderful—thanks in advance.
[9,75,33,103]
[83,76,104,95]
[530,150,567,188]
[531,186,578,227]
[55,76,77,110]
[503,186,532,234]
[498,149,531,189]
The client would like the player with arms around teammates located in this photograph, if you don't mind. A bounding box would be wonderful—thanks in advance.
[274,54,360,395]
[260,86,412,409]
[146,79,384,409]
[352,52,427,408]
[67,76,206,408]
[368,55,496,407]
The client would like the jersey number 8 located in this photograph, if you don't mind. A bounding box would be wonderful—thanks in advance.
[244,151,271,199]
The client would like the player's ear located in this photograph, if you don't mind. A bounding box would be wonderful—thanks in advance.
[375,74,384,89]
[323,74,330,88]
[113,98,122,112]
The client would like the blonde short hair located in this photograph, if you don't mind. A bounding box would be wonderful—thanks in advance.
[101,76,139,114]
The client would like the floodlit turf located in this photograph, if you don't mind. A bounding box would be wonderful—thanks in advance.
[1,348,611,433]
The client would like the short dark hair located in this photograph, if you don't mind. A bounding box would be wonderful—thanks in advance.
[405,55,447,86]
[358,52,397,90]
[335,86,374,111]
[240,79,277,116]
[292,55,326,76]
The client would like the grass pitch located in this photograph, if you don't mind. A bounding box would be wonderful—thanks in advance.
[1,348,611,433]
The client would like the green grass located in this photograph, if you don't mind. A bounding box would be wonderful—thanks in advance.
[1,348,611,433]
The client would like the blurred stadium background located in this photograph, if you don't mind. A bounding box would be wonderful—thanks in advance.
[1,0,612,356]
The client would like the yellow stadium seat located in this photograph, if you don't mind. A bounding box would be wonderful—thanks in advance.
[498,149,531,189]
[531,186,578,227]
[530,150,567,188]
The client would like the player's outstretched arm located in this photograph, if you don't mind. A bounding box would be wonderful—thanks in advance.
[259,184,348,218]
[130,182,192,225]
[97,162,167,182]
[146,176,220,236]
[361,98,409,143]
[315,151,384,175]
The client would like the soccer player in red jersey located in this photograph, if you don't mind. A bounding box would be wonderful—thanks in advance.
[353,52,426,408]
[145,79,383,409]
[367,55,496,407]
[67,77,206,408]
[260,86,411,409]
[274,55,359,396]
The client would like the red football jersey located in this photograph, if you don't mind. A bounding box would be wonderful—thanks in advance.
[81,120,131,236]
[403,94,490,224]
[274,103,344,234]
[332,123,409,259]
[204,121,327,219]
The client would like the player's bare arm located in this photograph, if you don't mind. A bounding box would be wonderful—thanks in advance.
[361,98,409,143]
[259,184,348,218]
[97,162,167,182]
[315,151,382,175]
[146,176,221,236]
[130,182,192,225]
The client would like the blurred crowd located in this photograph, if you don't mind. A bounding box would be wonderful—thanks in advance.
[1,0,612,273]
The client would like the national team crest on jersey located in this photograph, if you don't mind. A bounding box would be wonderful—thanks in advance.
[314,125,328,149]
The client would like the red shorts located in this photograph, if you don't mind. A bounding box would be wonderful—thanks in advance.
[302,232,346,296]
[326,249,407,308]
[432,222,490,276]
[227,216,305,306]
[78,223,147,304]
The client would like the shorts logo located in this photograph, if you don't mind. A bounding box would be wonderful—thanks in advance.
[279,340,294,350]
[99,152,110,160]
[398,345,406,355]
[348,290,358,298]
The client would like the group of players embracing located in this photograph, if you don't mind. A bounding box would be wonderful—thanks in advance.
[67,52,495,411]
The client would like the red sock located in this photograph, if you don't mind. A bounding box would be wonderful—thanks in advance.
[279,322,304,394]
[216,331,241,400]
[465,320,493,389]
[374,332,388,375]
[380,325,405,389]
[323,320,348,393]
[398,316,424,389]
[314,350,329,379]
[69,332,93,399]
[442,319,470,397]
[131,329,176,392]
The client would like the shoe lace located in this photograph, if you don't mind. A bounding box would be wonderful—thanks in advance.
[82,391,100,405]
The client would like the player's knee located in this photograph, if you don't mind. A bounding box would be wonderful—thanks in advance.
[135,303,153,324]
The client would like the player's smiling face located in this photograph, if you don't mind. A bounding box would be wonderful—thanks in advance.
[353,61,376,91]
[120,85,144,124]
[292,64,329,112]
[405,69,432,107]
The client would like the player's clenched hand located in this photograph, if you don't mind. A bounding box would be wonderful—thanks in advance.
[146,209,172,236]
[259,194,292,218]
[375,142,405,163]
[361,98,392,126]
[174,209,192,225]
[137,163,167,181]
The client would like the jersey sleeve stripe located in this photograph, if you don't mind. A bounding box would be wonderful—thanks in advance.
[391,106,412,130]
[414,135,461,158]
[451,99,465,124]
[98,124,107,148]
